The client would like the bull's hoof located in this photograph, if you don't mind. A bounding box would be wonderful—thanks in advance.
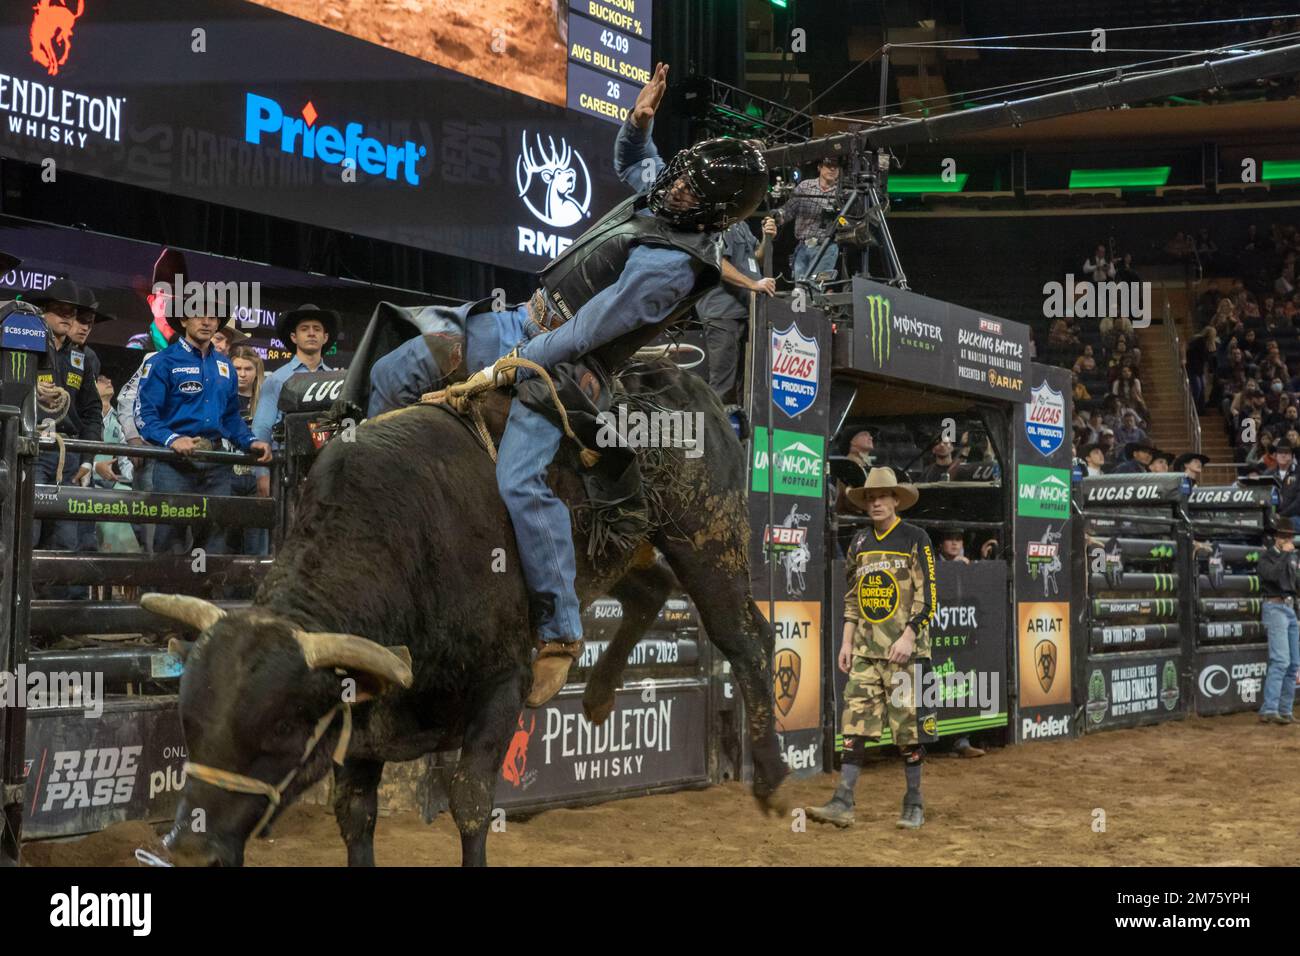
[753,784,792,817]
[582,693,615,725]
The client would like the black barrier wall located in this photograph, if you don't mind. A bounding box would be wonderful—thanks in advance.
[1077,474,1191,732]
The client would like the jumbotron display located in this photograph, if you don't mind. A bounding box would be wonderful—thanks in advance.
[250,0,653,126]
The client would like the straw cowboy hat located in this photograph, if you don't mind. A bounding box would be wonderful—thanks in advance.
[845,466,919,512]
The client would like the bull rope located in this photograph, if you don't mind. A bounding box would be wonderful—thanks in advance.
[36,388,72,484]
[419,355,600,467]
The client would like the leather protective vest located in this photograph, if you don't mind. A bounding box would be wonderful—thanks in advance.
[538,195,723,326]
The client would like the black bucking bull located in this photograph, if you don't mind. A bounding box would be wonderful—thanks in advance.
[146,359,789,866]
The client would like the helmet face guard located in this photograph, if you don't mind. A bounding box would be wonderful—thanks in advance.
[647,138,769,231]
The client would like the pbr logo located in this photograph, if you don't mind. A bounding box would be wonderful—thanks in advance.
[773,648,801,718]
[1025,380,1065,457]
[763,503,812,595]
[517,131,591,228]
[770,323,819,419]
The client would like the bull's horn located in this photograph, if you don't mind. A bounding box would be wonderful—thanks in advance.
[293,632,414,690]
[141,594,226,632]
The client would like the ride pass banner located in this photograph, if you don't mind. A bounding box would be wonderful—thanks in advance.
[0,0,630,273]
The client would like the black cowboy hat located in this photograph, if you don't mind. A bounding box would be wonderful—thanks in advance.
[275,303,339,347]
[1265,509,1295,535]
[1149,448,1174,466]
[23,277,97,312]
[1078,441,1104,458]
[1173,451,1211,470]
[1124,441,1159,460]
[0,250,19,274]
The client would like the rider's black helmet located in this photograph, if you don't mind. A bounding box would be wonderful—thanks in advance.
[647,137,769,231]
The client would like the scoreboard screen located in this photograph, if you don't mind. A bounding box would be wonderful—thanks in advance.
[252,0,654,126]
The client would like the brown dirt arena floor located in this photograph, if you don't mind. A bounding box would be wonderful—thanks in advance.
[23,712,1300,866]
[253,0,568,106]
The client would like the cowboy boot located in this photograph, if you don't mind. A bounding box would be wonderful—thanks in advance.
[805,783,856,828]
[526,640,584,707]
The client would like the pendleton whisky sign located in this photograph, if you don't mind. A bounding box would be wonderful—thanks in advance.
[849,278,1031,403]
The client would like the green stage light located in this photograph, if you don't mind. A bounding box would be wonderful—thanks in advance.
[1068,166,1170,188]
[887,173,969,194]
[769,0,788,7]
[1262,160,1300,182]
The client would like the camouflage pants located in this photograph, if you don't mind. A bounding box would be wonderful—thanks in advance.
[842,657,923,749]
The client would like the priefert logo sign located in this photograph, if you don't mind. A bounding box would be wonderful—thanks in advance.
[244,93,426,185]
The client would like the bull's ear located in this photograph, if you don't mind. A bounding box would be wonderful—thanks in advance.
[142,594,226,632]
[293,632,414,693]
[166,637,195,662]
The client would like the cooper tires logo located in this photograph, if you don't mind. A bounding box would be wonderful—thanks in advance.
[857,568,899,623]
[1198,664,1230,698]
[517,131,591,228]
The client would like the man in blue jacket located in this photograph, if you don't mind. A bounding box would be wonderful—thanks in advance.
[135,309,271,555]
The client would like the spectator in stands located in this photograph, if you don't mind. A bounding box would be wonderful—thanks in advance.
[1256,513,1300,725]
[1048,318,1079,350]
[1097,426,1117,464]
[1071,372,1090,403]
[1274,403,1299,438]
[1185,324,1217,412]
[1085,410,1104,443]
[846,429,876,470]
[1077,441,1106,477]
[1082,243,1114,284]
[1248,429,1278,472]
[1113,442,1155,474]
[1115,252,1141,284]
[1149,449,1172,474]
[135,309,272,555]
[91,373,140,553]
[1195,229,1219,272]
[1100,312,1135,351]
[1072,344,1097,375]
[1174,452,1209,489]
[228,346,267,557]
[1114,409,1148,450]
[252,304,337,497]
[1106,338,1133,383]
[211,325,249,356]
[1276,251,1296,298]
[1112,366,1149,421]
[937,530,969,564]
[1100,395,1128,434]
[921,439,955,483]
[696,216,777,405]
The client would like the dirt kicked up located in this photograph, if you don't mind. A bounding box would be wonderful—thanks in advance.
[23,712,1300,867]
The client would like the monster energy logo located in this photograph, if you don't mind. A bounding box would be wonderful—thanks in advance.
[865,294,891,367]
[1147,545,1174,559]
[9,351,27,379]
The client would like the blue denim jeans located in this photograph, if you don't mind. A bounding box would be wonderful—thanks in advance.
[227,470,268,556]
[1260,600,1300,716]
[151,460,233,556]
[494,398,583,642]
[793,239,839,281]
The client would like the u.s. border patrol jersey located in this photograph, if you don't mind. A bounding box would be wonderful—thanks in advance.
[843,518,937,660]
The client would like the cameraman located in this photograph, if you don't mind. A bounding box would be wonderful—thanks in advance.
[771,156,842,281]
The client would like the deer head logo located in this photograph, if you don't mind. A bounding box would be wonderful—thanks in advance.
[516,131,591,229]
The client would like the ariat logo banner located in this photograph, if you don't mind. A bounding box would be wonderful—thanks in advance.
[1017,602,1071,708]
[857,568,900,623]
[773,649,801,718]
[758,601,821,734]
